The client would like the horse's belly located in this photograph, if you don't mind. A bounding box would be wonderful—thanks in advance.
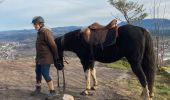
[93,46,122,63]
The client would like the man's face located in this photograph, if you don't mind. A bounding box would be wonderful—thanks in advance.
[33,23,41,31]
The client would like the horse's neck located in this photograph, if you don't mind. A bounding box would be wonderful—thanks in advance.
[63,34,77,52]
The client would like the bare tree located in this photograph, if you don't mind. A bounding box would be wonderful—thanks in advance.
[109,0,148,24]
[153,0,167,69]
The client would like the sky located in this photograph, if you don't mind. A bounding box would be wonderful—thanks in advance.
[0,0,170,31]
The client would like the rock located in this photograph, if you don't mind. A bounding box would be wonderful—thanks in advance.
[63,94,74,100]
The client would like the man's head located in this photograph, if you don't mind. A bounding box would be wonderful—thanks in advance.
[32,16,45,30]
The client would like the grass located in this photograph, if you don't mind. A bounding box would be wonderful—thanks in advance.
[156,83,170,96]
[106,59,170,100]
[106,59,130,70]
[155,69,170,99]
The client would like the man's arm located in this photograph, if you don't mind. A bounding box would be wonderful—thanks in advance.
[44,30,58,59]
[44,30,63,70]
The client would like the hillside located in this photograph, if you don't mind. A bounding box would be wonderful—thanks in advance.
[0,58,139,100]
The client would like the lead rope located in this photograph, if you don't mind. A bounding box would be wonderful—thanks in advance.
[62,69,66,92]
[57,35,66,94]
[57,69,60,87]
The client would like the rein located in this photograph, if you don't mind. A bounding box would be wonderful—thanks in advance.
[61,35,69,64]
[57,35,67,92]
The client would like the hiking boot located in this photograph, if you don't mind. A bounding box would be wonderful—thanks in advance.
[45,90,56,100]
[30,86,41,96]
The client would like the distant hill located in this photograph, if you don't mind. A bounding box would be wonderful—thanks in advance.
[119,18,170,29]
[0,18,170,42]
[0,26,81,42]
[119,18,170,35]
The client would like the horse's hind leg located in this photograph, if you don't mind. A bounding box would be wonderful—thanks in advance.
[127,57,150,100]
[141,61,155,100]
[141,51,155,100]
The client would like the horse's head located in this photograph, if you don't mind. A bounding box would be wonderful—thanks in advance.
[55,36,64,70]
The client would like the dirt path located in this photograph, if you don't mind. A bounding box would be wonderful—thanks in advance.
[0,58,139,100]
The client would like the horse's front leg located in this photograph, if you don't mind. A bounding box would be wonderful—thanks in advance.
[80,59,95,95]
[85,69,91,90]
[90,67,98,90]
[81,68,91,95]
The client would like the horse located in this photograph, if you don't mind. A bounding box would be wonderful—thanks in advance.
[55,24,156,100]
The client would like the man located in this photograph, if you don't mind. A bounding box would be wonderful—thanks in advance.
[31,16,62,99]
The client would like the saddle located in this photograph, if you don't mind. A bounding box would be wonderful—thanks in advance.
[88,19,117,30]
[82,19,118,48]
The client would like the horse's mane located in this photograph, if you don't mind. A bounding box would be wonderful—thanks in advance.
[64,29,81,38]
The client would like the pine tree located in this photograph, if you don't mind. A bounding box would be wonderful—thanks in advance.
[109,0,148,24]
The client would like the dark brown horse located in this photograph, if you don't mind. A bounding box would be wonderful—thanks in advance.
[55,24,156,100]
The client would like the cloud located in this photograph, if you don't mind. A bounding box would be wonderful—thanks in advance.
[0,0,170,31]
[0,0,115,30]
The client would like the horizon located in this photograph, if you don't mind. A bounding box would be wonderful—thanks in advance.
[0,18,170,32]
[0,0,170,31]
[1,18,170,32]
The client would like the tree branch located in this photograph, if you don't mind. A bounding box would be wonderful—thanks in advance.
[109,0,148,24]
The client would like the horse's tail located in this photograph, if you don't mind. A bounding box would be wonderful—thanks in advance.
[141,28,156,97]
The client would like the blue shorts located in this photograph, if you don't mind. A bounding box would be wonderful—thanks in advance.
[35,64,52,83]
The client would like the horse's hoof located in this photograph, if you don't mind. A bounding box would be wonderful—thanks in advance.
[143,96,150,100]
[141,90,151,100]
[91,86,97,90]
[140,91,144,97]
[149,98,153,100]
[80,90,93,96]
[150,93,154,100]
